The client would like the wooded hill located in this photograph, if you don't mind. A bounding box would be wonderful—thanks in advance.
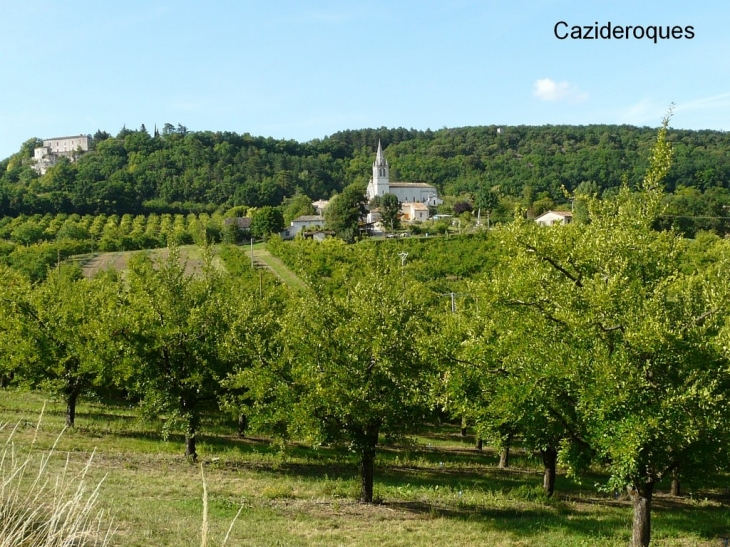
[2,124,730,226]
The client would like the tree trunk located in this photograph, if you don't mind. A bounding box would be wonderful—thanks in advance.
[237,413,248,437]
[185,432,196,460]
[670,469,680,497]
[182,397,199,461]
[475,438,482,450]
[358,425,379,503]
[541,447,558,497]
[0,370,14,388]
[460,416,467,437]
[629,482,654,547]
[499,445,510,468]
[65,389,79,427]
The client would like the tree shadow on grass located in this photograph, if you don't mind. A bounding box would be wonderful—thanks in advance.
[383,499,632,542]
[383,496,729,543]
[216,445,730,544]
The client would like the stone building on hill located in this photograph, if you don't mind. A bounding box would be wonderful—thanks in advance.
[33,135,89,175]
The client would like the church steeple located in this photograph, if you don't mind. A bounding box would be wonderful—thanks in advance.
[374,140,388,169]
[371,140,390,198]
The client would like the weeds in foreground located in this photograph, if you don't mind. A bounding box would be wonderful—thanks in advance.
[199,463,243,547]
[0,408,114,547]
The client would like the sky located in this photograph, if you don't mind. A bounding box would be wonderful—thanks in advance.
[1,0,728,159]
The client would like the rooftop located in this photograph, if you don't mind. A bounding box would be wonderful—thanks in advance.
[223,217,252,228]
[43,135,88,142]
[538,210,573,218]
[404,202,429,210]
[292,215,324,223]
[389,182,437,189]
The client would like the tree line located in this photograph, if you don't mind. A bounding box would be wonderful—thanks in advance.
[3,124,730,236]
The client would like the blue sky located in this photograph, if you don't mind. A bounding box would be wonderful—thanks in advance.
[1,0,728,159]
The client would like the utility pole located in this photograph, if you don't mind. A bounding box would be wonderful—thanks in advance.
[250,238,254,269]
[398,252,408,291]
[439,291,480,314]
[440,292,459,313]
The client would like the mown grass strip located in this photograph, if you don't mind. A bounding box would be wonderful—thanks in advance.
[254,248,309,291]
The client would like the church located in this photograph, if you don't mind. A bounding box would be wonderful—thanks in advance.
[366,141,442,206]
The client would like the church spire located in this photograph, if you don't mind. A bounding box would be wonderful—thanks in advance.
[369,139,390,199]
[374,140,388,167]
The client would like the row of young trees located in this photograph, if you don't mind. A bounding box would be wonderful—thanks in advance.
[1,125,729,546]
[0,212,233,250]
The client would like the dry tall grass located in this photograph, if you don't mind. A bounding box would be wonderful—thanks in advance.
[0,409,114,547]
[199,464,242,547]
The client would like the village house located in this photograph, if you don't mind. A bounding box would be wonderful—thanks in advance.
[535,210,573,226]
[401,202,429,222]
[281,215,325,240]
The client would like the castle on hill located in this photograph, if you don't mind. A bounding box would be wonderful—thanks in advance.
[366,141,442,206]
[33,135,89,175]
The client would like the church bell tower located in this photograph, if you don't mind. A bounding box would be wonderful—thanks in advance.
[372,140,390,197]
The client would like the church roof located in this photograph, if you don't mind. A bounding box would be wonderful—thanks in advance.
[389,182,437,189]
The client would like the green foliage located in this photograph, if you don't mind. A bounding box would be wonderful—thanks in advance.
[2,125,730,237]
[240,263,430,501]
[325,183,367,242]
[250,206,284,239]
[457,116,730,544]
[380,193,400,232]
[282,193,316,225]
[121,246,235,457]
[0,267,120,425]
[0,212,232,281]
[268,233,501,296]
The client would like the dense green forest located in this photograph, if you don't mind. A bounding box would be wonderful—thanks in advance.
[2,124,730,236]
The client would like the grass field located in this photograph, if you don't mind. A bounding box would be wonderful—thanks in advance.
[76,243,309,292]
[1,390,727,547]
[80,246,223,278]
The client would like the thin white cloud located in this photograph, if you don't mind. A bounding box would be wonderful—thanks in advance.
[676,92,730,113]
[617,93,730,127]
[617,98,662,125]
[533,78,588,103]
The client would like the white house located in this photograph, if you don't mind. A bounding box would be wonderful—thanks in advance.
[366,141,442,206]
[281,215,325,239]
[401,202,429,223]
[535,210,573,226]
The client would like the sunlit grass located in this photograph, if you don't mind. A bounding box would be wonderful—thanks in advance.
[0,390,727,546]
[0,408,114,547]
